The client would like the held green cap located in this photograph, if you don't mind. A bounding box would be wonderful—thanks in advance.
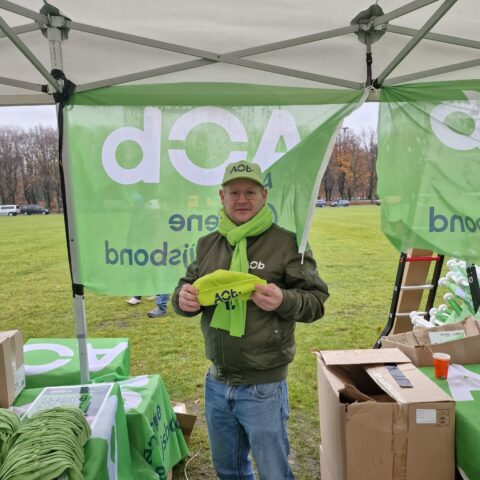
[222,161,264,187]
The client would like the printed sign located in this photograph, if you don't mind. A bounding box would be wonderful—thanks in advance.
[378,80,480,262]
[65,83,363,294]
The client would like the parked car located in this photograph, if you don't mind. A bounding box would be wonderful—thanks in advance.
[315,199,326,208]
[20,204,50,215]
[0,205,20,216]
[331,199,350,207]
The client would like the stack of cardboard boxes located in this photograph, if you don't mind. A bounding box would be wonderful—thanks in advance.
[316,348,455,480]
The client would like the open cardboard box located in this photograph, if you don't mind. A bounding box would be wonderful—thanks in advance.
[381,317,480,367]
[171,401,197,445]
[316,348,455,480]
[0,330,26,407]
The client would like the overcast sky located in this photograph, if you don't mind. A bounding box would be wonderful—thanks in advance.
[0,102,379,132]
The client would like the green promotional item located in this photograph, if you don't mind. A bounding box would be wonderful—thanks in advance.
[65,83,364,295]
[13,376,189,480]
[193,270,267,306]
[0,407,90,480]
[210,205,272,337]
[0,410,20,464]
[377,81,480,263]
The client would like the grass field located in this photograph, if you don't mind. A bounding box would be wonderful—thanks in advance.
[0,206,400,479]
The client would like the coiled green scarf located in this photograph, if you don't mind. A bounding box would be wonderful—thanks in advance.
[210,205,273,337]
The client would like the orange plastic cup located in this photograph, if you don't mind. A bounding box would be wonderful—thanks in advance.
[433,353,450,380]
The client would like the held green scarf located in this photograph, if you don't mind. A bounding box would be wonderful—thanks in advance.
[210,205,273,337]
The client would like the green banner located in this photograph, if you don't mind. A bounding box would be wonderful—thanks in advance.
[24,338,130,388]
[65,83,364,295]
[377,81,480,262]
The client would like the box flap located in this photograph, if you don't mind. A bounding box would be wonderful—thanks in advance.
[365,363,453,403]
[318,348,411,366]
[0,331,18,341]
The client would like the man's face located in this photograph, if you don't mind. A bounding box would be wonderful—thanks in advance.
[220,179,267,225]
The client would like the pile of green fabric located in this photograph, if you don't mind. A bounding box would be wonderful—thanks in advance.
[0,407,91,480]
[0,410,20,465]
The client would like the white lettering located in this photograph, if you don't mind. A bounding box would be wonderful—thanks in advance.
[101,107,303,186]
[24,343,74,375]
[102,107,161,184]
[168,106,248,186]
[87,341,129,372]
[254,109,301,170]
[430,90,480,151]
[249,260,265,270]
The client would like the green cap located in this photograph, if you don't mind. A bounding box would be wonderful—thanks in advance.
[222,161,264,187]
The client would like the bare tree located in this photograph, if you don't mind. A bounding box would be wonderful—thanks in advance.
[0,127,21,204]
[18,131,41,204]
[362,128,378,202]
[29,126,59,209]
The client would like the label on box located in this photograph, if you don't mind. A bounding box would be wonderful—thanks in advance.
[13,364,25,397]
[428,330,465,345]
[416,409,437,424]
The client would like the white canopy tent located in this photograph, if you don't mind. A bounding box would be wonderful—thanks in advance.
[1,0,480,105]
[1,0,479,382]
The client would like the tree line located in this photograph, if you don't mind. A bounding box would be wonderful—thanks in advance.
[0,125,377,208]
[320,127,378,202]
[0,126,60,208]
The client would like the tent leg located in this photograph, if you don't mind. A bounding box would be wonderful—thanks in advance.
[73,291,90,384]
[44,12,91,384]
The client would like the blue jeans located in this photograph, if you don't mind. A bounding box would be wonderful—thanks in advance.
[155,294,170,313]
[133,294,170,313]
[205,372,294,480]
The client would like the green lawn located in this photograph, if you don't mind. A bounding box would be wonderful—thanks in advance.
[0,206,399,479]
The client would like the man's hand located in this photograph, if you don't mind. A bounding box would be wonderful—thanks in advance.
[251,283,284,311]
[179,284,201,313]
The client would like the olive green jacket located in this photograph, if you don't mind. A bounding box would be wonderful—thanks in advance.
[172,224,329,385]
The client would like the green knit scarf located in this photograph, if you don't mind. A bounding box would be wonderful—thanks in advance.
[210,205,273,337]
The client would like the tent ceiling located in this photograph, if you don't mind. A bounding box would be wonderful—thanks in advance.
[0,0,479,105]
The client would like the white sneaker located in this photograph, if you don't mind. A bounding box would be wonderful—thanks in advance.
[126,297,141,305]
[146,295,157,301]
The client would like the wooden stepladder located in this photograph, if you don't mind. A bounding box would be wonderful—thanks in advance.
[374,248,444,348]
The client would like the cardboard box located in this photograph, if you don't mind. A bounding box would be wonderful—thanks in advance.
[381,317,480,367]
[172,401,197,445]
[319,444,333,480]
[0,330,26,407]
[316,348,455,480]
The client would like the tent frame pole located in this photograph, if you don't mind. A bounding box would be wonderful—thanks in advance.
[0,76,45,91]
[0,15,61,92]
[385,58,480,85]
[45,14,91,385]
[375,0,457,86]
[0,22,39,38]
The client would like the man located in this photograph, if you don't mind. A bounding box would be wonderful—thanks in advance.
[173,160,328,479]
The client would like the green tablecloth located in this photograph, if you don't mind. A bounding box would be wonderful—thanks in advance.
[24,338,130,388]
[421,364,480,480]
[14,339,189,480]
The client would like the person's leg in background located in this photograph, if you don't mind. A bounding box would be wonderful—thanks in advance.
[147,293,170,318]
[126,296,142,305]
